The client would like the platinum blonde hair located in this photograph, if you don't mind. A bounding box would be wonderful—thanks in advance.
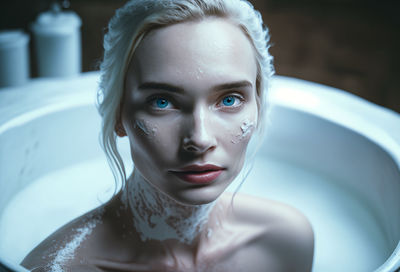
[96,0,274,192]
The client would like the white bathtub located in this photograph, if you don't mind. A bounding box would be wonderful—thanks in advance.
[0,72,399,272]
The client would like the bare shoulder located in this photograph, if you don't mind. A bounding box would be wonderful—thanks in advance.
[222,192,314,271]
[20,206,105,272]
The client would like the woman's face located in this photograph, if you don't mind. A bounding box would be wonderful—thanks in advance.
[121,18,258,205]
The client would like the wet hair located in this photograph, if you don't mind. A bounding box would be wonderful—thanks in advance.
[96,0,274,192]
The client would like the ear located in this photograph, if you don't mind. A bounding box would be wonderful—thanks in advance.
[115,122,127,137]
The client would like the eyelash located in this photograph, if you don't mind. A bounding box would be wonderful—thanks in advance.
[146,95,175,110]
[146,93,245,111]
[217,94,244,109]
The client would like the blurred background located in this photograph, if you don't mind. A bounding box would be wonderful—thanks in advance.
[1,0,399,113]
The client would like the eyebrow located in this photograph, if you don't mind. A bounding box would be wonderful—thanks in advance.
[137,80,253,93]
[212,81,253,92]
[138,82,184,93]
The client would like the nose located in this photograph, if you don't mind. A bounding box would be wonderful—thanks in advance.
[182,105,216,154]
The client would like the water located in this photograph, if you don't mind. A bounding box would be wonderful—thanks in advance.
[0,155,390,271]
[0,158,116,264]
[240,156,389,271]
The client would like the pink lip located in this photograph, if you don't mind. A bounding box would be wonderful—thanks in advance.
[170,164,225,184]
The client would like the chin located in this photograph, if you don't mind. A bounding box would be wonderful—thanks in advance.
[171,186,225,206]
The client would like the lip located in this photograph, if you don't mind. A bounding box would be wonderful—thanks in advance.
[170,164,225,185]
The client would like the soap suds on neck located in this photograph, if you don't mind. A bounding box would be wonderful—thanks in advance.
[126,174,215,244]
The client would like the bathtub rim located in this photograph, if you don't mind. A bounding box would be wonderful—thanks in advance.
[268,76,400,169]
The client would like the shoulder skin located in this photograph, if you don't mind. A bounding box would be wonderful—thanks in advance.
[225,192,314,272]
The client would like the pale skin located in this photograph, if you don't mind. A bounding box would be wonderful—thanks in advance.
[22,18,314,271]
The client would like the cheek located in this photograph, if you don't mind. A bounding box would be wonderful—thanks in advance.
[133,119,157,136]
[218,106,258,171]
[125,116,180,166]
[225,104,258,146]
[229,118,256,145]
[212,117,254,171]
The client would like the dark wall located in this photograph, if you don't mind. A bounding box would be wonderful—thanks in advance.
[1,0,399,113]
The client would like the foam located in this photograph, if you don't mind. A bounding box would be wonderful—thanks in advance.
[50,214,101,272]
[231,119,254,144]
[125,173,215,244]
[134,119,150,135]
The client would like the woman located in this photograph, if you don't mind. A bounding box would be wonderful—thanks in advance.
[22,0,314,271]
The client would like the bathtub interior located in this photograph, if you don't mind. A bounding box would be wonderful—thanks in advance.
[0,74,399,272]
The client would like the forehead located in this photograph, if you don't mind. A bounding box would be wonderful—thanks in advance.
[127,18,257,90]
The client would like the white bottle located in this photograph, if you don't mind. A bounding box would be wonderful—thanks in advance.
[0,30,30,87]
[31,3,82,78]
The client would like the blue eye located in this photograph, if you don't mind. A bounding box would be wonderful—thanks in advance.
[155,98,169,108]
[222,96,236,106]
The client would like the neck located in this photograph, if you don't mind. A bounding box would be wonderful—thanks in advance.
[123,171,216,245]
